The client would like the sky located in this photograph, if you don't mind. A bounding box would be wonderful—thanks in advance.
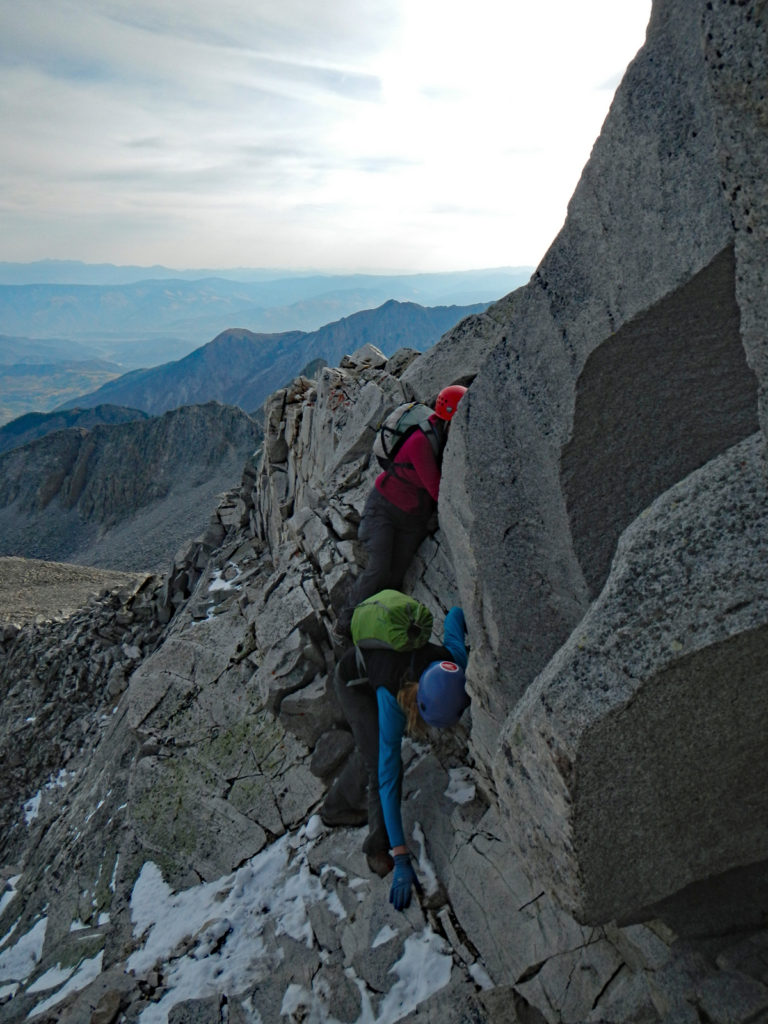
[0,0,652,274]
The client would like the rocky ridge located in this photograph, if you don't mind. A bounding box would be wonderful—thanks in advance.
[0,402,262,572]
[0,406,149,457]
[2,340,767,1024]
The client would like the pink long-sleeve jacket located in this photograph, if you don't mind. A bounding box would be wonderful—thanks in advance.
[374,415,442,515]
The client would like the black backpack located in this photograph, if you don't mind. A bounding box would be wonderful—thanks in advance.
[372,402,443,474]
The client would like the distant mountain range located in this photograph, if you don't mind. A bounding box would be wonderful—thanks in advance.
[0,295,488,570]
[0,259,531,291]
[0,260,302,285]
[54,299,486,418]
[0,265,530,368]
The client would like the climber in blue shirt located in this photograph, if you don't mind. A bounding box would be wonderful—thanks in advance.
[320,607,469,911]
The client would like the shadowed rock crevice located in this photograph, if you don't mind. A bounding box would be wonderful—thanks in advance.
[561,244,759,598]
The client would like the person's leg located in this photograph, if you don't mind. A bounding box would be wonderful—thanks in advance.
[387,511,431,592]
[330,667,390,857]
[320,748,368,825]
[337,490,398,632]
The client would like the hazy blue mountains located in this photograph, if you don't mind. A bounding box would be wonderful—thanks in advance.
[0,260,299,284]
[0,333,105,363]
[57,299,485,417]
[0,260,529,296]
[0,265,529,367]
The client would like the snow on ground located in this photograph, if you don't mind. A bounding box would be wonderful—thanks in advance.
[50,769,76,789]
[411,823,439,898]
[0,918,46,985]
[375,931,452,1019]
[22,794,41,827]
[110,854,120,893]
[444,767,476,805]
[27,954,104,1018]
[118,815,454,1024]
[372,925,399,949]
[208,565,243,593]
[468,961,494,990]
[11,803,469,1021]
[280,928,453,1024]
[22,768,77,827]
[26,963,77,994]
[192,564,246,622]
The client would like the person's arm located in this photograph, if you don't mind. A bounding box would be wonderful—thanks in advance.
[376,688,407,852]
[377,688,422,911]
[442,606,468,669]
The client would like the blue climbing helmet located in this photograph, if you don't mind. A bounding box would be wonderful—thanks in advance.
[417,660,470,728]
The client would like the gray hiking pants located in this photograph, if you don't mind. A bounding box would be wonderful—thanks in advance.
[339,487,432,630]
[326,663,398,855]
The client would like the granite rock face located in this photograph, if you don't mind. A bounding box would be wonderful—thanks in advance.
[495,433,768,923]
[418,0,768,925]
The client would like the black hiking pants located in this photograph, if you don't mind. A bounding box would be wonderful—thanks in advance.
[339,487,432,630]
[326,663,397,855]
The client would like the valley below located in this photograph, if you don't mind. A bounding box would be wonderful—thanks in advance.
[0,556,146,625]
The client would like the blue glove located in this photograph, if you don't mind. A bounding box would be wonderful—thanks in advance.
[389,854,420,911]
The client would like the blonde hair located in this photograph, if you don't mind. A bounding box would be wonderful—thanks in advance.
[397,680,429,738]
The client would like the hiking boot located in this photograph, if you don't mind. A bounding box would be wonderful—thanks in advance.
[366,850,395,878]
[319,799,368,828]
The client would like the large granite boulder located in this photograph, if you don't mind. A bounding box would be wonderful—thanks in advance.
[428,0,768,922]
[436,0,764,765]
[495,433,768,924]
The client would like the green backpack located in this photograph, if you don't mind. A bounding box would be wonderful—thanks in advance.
[350,589,433,651]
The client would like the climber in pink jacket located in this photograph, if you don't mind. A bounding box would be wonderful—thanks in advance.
[335,385,467,638]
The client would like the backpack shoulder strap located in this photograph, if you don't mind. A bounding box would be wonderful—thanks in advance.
[354,646,368,677]
[420,417,445,462]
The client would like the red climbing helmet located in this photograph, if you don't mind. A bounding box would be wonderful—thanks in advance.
[417,660,470,728]
[434,384,467,421]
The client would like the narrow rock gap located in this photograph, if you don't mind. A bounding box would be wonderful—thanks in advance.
[516,960,546,984]
[590,961,626,1010]
[518,891,546,912]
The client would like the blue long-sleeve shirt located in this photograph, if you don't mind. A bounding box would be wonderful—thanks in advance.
[376,606,468,848]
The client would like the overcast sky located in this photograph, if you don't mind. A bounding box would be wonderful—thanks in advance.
[0,0,652,273]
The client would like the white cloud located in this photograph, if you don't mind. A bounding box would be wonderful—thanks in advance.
[0,0,652,271]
